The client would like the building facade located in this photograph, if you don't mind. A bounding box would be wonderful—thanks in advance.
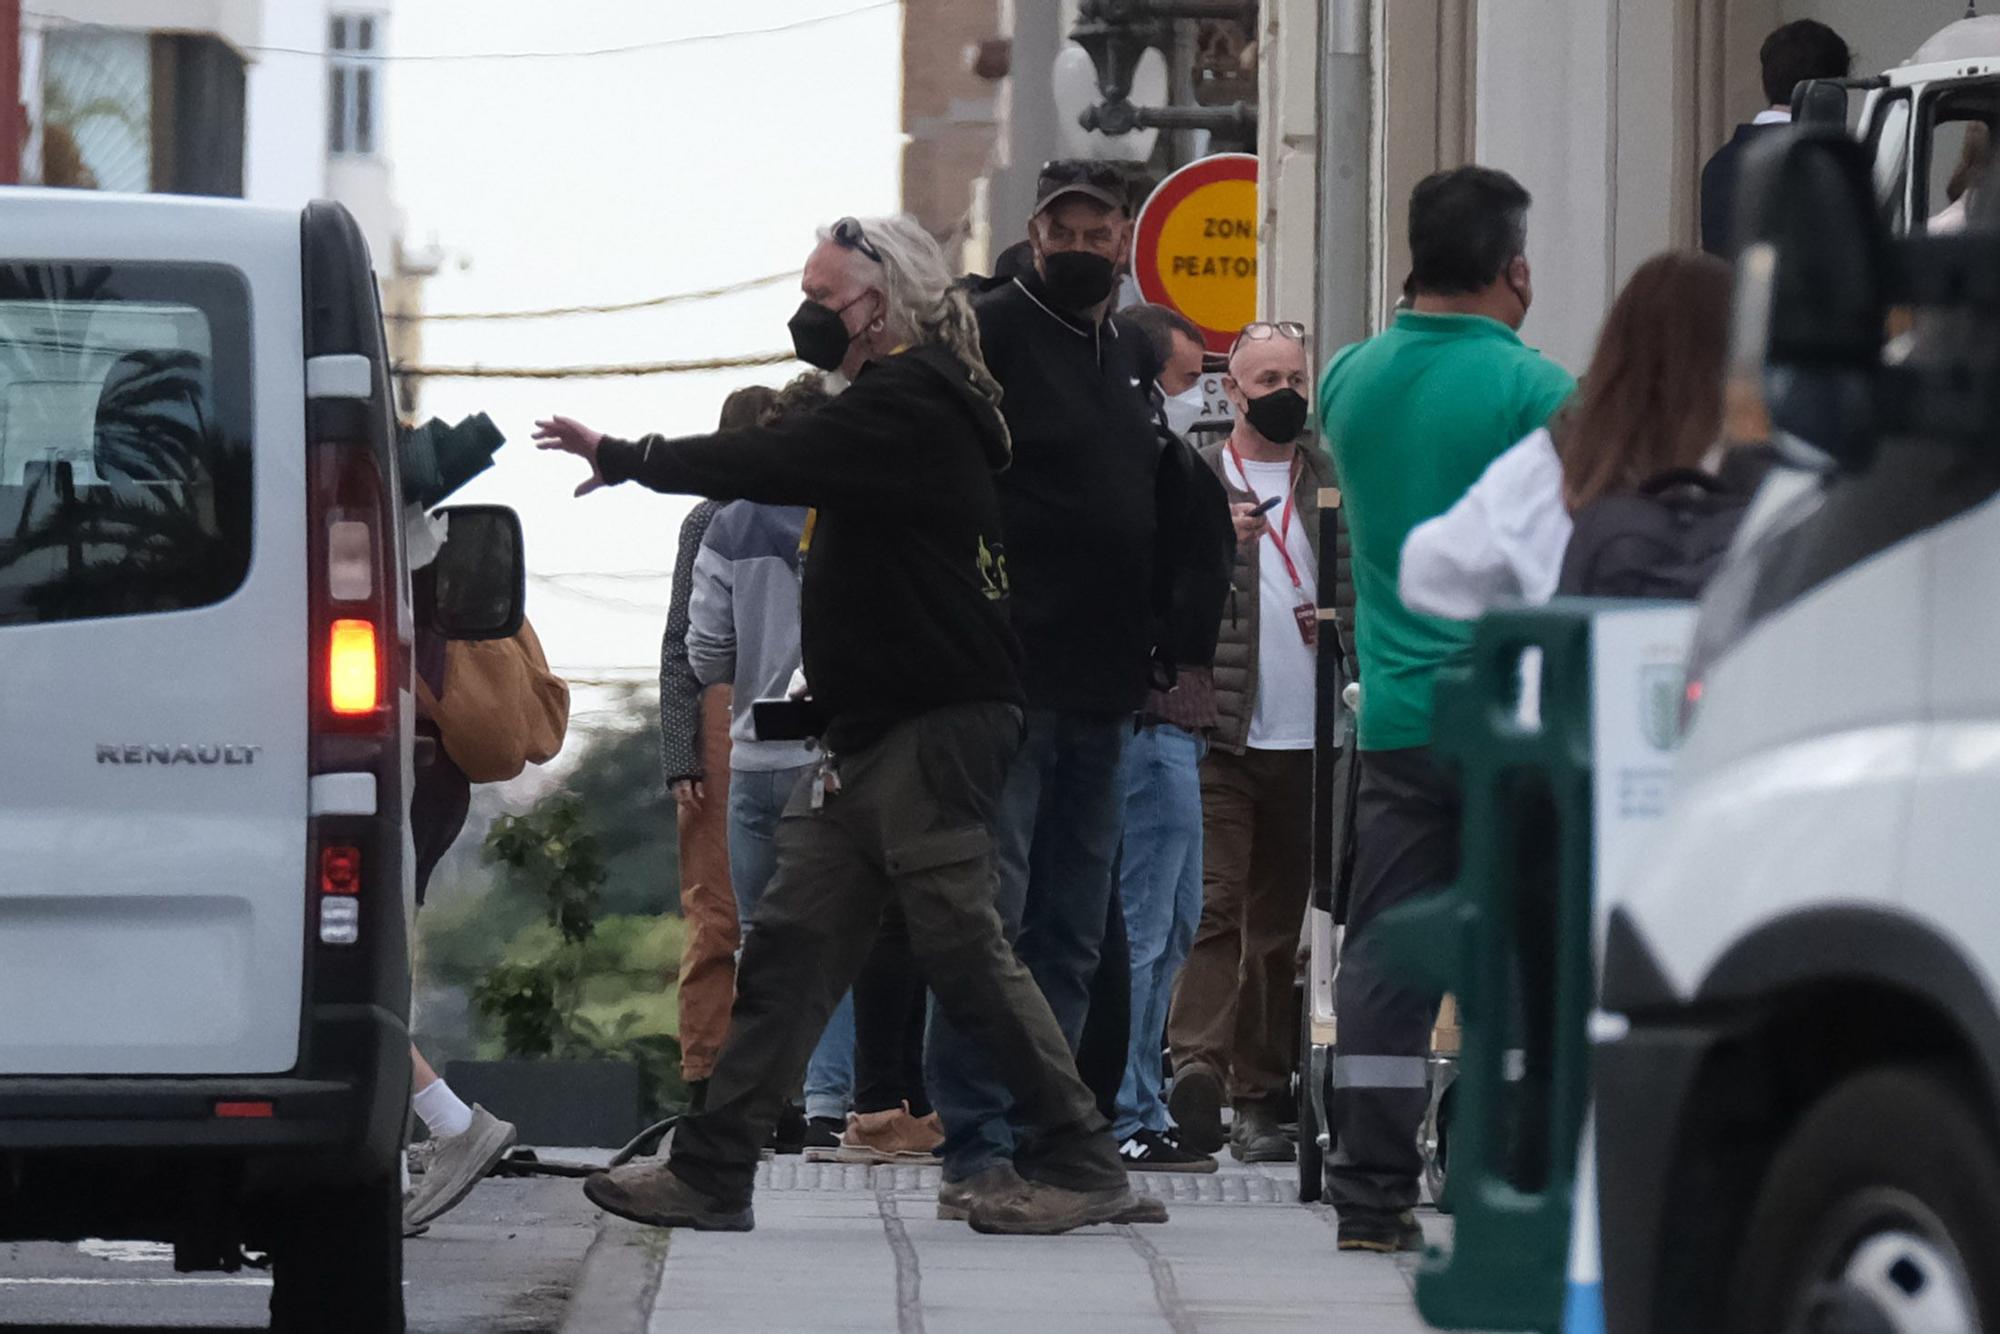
[900,0,1001,271]
[1261,0,1974,373]
[19,0,433,407]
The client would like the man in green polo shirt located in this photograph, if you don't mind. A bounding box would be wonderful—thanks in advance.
[1316,165,1575,1252]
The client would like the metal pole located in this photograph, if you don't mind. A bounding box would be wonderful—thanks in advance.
[0,0,21,185]
[1314,0,1371,356]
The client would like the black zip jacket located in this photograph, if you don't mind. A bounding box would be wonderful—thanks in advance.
[974,271,1162,714]
[1154,432,1235,677]
[596,343,1022,753]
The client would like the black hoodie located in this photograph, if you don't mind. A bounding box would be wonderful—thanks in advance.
[596,344,1022,753]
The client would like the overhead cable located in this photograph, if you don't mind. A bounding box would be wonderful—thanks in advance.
[387,271,799,323]
[22,2,899,62]
[396,351,796,380]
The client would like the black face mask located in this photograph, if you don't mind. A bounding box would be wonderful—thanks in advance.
[1040,250,1117,311]
[789,300,854,371]
[1244,387,1309,444]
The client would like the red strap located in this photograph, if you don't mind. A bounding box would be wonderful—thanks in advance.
[1226,441,1305,591]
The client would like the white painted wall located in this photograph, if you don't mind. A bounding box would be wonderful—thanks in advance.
[242,0,405,276]
[243,0,329,207]
[1257,0,1318,325]
[1474,0,1616,373]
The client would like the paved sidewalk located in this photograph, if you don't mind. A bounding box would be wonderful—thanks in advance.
[565,1157,1443,1333]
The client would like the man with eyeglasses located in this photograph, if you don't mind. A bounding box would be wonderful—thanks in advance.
[926,160,1175,1214]
[1161,319,1329,1168]
[1316,166,1574,1253]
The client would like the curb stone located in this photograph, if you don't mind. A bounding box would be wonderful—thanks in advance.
[558,1216,669,1334]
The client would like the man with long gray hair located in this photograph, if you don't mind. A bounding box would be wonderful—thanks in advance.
[534,214,1155,1236]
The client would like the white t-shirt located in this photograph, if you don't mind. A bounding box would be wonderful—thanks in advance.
[1228,453,1317,750]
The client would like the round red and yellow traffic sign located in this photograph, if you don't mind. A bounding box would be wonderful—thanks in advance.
[1132,153,1259,354]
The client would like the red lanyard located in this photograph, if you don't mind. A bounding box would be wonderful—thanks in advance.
[1227,441,1305,591]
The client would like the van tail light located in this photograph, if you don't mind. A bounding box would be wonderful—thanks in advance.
[308,442,392,734]
[320,845,362,894]
[318,844,362,945]
[327,619,379,714]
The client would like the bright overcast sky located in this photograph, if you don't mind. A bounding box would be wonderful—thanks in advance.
[386,0,902,738]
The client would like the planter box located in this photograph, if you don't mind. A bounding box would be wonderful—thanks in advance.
[444,1059,641,1149]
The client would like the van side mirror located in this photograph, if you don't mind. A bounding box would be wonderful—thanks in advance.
[429,504,525,641]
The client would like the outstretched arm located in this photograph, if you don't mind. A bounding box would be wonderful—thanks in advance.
[533,368,937,512]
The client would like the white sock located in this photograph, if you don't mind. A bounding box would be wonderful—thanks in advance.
[401,1151,411,1193]
[412,1078,475,1139]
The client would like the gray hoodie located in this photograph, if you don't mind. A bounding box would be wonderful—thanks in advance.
[686,500,817,772]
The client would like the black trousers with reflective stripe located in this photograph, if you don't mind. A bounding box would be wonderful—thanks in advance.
[668,701,1123,1209]
[1328,746,1460,1218]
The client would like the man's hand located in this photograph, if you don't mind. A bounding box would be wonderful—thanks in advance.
[670,778,706,815]
[532,416,608,496]
[1230,500,1270,546]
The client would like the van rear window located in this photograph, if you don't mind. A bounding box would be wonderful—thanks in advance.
[0,262,251,626]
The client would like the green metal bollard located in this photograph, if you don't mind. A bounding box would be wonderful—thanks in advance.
[1371,607,1601,1334]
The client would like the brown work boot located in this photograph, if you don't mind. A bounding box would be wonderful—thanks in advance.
[818,1102,945,1165]
[582,1160,753,1232]
[968,1179,1157,1236]
[936,1161,1023,1222]
[1229,1106,1296,1164]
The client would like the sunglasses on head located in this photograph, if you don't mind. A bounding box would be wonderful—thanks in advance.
[831,216,883,265]
[1228,321,1308,359]
[1038,159,1124,190]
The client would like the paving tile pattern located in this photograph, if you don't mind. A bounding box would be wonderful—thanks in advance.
[642,1158,1444,1332]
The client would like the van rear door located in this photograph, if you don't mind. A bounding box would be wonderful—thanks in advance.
[0,197,309,1075]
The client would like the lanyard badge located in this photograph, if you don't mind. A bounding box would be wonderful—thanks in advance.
[1227,442,1316,648]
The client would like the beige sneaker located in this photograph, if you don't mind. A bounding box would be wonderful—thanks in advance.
[814,1102,945,1165]
[401,1105,518,1230]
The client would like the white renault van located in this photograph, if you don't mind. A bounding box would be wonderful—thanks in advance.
[0,190,522,1333]
[1591,129,2000,1332]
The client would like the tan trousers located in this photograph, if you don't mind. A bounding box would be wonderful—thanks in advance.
[1167,746,1313,1108]
[676,688,737,1082]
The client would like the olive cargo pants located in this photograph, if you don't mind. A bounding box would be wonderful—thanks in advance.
[667,702,1125,1210]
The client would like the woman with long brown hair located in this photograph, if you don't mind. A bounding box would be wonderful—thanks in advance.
[1400,250,1734,618]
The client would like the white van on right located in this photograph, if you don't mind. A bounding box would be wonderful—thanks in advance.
[1592,130,2000,1332]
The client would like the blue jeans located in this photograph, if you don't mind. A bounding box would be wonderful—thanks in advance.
[924,709,1131,1180]
[731,764,854,1122]
[1112,723,1205,1140]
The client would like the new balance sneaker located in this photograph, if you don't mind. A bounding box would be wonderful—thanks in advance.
[768,1102,808,1155]
[1336,1209,1426,1253]
[1118,1128,1219,1174]
[802,1116,844,1151]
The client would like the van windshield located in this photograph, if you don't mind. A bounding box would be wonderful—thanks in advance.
[0,262,251,626]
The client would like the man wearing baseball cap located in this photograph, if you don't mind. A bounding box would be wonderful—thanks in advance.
[927,160,1181,1217]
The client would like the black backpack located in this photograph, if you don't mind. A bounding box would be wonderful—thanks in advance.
[1557,468,1751,600]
